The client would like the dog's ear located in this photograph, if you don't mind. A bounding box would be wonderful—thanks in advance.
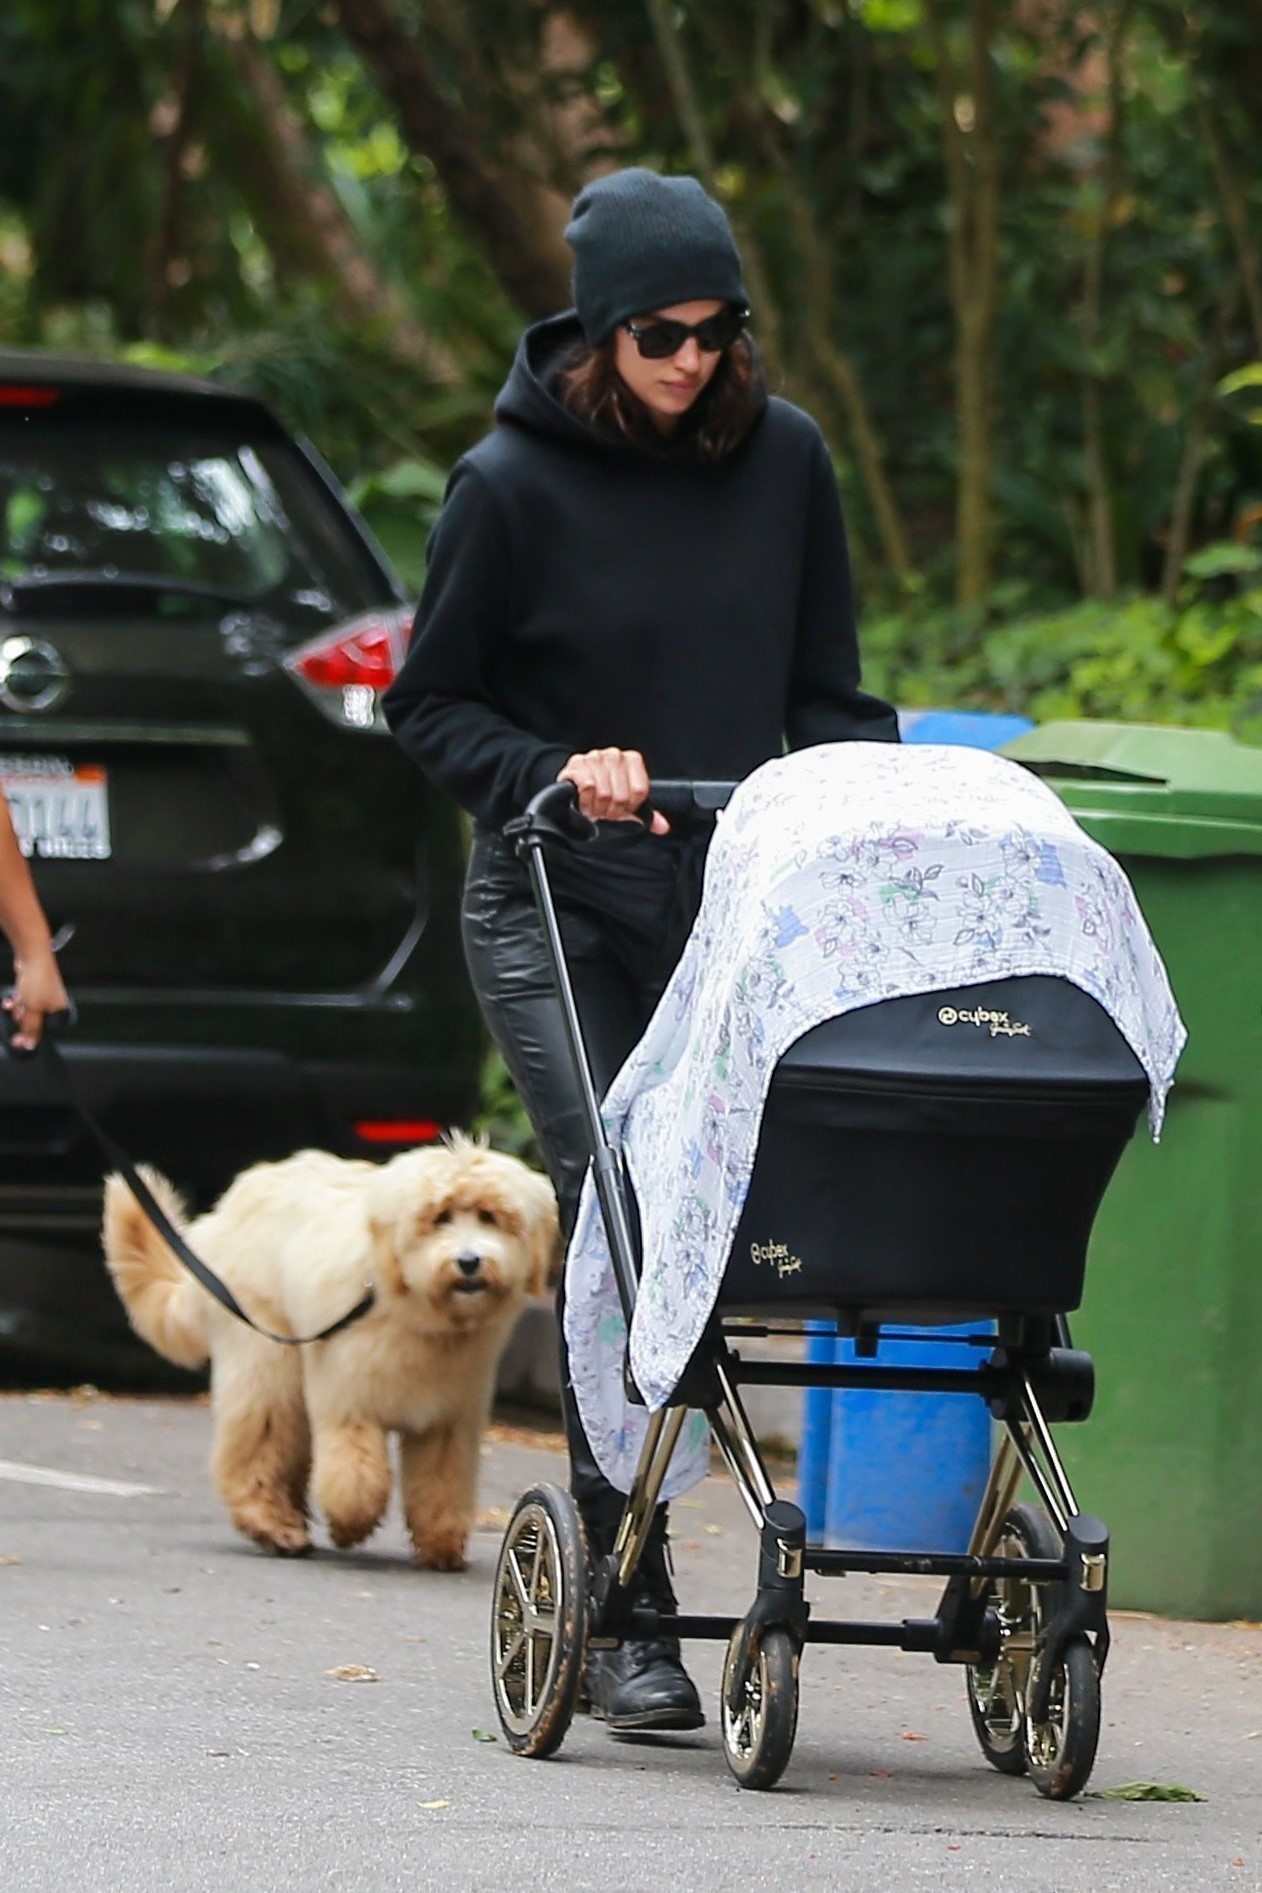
[520,1167,561,1298]
[366,1167,412,1298]
[367,1208,405,1297]
[367,1146,450,1297]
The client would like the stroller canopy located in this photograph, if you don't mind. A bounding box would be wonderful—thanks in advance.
[564,740,1186,1496]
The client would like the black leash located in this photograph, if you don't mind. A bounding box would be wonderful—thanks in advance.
[5,1013,375,1346]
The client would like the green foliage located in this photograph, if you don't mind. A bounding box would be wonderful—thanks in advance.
[105,317,487,545]
[1,0,1260,626]
[471,1049,542,1169]
[1086,1781,1207,1803]
[863,551,1262,744]
[347,456,450,593]
[1219,362,1262,427]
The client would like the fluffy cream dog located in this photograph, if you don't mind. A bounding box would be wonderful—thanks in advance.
[102,1137,557,1568]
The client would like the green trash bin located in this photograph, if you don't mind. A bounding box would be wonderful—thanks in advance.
[1003,720,1262,1620]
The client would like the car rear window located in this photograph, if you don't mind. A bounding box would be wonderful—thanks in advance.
[0,411,393,632]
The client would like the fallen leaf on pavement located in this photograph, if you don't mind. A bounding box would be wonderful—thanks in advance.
[1086,1782,1206,1802]
[471,1727,498,1743]
[418,1800,450,1810]
[704,1524,723,1537]
[901,1731,927,1742]
[0,1554,21,1566]
[325,1664,379,1683]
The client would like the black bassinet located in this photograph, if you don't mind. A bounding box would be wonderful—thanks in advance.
[719,974,1149,1323]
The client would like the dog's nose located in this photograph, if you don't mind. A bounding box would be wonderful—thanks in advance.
[456,1251,482,1277]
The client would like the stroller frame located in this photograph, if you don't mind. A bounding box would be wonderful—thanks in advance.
[488,781,1114,1796]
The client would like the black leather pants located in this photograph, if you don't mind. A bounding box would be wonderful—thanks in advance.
[461,828,697,1517]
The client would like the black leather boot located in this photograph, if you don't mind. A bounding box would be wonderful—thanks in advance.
[583,1505,705,1732]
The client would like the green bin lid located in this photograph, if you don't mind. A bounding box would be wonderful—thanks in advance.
[1001,720,1262,858]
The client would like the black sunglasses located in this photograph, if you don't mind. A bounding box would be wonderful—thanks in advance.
[622,305,750,360]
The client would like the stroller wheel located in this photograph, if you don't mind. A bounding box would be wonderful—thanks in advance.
[966,1502,1060,1777]
[489,1483,588,1758]
[720,1625,799,1791]
[1024,1634,1100,1801]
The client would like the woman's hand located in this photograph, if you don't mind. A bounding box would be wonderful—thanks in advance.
[4,945,71,1051]
[558,749,670,835]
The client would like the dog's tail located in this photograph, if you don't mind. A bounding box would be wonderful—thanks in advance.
[101,1168,210,1369]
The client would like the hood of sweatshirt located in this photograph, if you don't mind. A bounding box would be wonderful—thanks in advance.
[492,310,767,458]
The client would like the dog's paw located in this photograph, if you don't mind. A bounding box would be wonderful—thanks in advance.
[413,1532,469,1573]
[326,1509,385,1549]
[233,1508,312,1558]
[268,1529,314,1558]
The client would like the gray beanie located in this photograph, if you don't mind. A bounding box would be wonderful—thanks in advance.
[565,168,747,345]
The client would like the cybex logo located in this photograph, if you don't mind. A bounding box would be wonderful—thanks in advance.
[749,1239,803,1279]
[938,1004,1031,1038]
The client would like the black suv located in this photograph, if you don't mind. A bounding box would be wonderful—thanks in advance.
[0,352,482,1379]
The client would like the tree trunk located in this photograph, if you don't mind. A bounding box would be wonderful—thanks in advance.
[684,0,914,580]
[1195,87,1262,360]
[925,0,1000,608]
[208,19,459,383]
[333,0,573,319]
[1077,0,1135,597]
[148,0,204,342]
[643,0,784,377]
[1160,287,1240,605]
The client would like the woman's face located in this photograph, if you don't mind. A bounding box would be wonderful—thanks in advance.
[612,298,727,432]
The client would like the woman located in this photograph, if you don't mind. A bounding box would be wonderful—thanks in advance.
[385,166,898,1732]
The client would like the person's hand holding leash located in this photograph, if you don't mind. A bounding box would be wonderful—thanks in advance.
[558,747,671,834]
[0,797,72,1050]
[5,944,71,1051]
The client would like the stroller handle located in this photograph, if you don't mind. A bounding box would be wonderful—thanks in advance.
[647,779,737,826]
[507,777,737,849]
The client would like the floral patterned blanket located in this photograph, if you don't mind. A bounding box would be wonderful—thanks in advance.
[562,742,1187,1497]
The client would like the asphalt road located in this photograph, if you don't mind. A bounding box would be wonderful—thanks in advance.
[1,1390,1258,1893]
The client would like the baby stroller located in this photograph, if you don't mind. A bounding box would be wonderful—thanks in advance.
[487,758,1170,1797]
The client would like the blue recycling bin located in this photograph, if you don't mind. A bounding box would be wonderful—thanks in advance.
[798,1325,835,1542]
[898,708,1034,749]
[821,1328,993,1553]
[793,708,1030,1547]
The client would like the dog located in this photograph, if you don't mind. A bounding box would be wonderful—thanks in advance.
[102,1137,558,1568]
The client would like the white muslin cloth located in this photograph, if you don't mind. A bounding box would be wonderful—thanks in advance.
[562,742,1187,1498]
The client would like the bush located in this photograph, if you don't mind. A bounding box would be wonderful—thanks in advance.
[861,549,1262,745]
[471,1049,542,1169]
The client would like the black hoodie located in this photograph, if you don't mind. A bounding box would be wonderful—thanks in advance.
[384,313,898,836]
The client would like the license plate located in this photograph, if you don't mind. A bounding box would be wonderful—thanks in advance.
[0,755,111,861]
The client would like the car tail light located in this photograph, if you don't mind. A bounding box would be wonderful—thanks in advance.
[354,1119,444,1146]
[283,605,413,732]
[0,386,60,407]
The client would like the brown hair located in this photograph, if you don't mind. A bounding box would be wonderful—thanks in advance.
[555,333,763,463]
